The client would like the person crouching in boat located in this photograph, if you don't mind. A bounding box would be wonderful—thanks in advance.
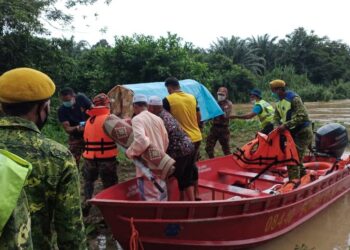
[148,96,196,201]
[126,94,169,201]
[230,88,274,135]
[269,79,313,180]
[82,93,119,216]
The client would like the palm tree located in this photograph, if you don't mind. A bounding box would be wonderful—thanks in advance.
[210,36,266,75]
[247,34,278,71]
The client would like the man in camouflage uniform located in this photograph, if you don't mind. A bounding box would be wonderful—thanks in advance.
[270,79,313,180]
[0,68,86,249]
[205,87,233,158]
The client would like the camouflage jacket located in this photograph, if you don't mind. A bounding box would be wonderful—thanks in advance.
[213,99,233,127]
[0,190,33,250]
[0,116,87,250]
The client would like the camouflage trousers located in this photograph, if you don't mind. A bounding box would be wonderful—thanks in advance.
[68,137,85,167]
[287,125,313,180]
[83,158,119,202]
[205,125,231,158]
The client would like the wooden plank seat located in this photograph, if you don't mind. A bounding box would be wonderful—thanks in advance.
[198,179,264,198]
[218,169,285,184]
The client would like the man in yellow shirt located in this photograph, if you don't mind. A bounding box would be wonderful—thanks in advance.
[163,77,202,200]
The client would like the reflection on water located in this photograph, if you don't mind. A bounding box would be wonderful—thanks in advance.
[252,193,350,250]
[241,99,350,249]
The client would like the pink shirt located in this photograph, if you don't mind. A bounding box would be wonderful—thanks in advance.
[126,110,169,158]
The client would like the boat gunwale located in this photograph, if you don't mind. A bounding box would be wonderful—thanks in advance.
[90,167,350,211]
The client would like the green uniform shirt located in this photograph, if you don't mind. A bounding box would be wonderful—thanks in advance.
[0,190,33,250]
[0,116,87,250]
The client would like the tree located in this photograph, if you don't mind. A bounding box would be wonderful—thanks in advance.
[248,34,278,71]
[276,27,350,84]
[210,36,266,75]
[107,33,207,85]
[0,0,107,35]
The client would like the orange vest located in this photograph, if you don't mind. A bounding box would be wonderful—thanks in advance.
[83,107,118,159]
[233,129,300,170]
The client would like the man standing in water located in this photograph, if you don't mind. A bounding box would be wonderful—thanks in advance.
[205,86,233,158]
[269,79,313,180]
[231,88,274,134]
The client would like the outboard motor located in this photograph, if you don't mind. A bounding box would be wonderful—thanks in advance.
[315,123,348,158]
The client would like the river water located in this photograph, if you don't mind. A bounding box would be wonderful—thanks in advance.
[244,99,350,250]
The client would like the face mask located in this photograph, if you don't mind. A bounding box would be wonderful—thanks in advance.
[217,95,226,101]
[271,92,279,100]
[36,105,49,130]
[63,100,73,108]
[250,99,256,104]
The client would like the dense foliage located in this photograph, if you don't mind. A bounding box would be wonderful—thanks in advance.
[1,1,350,103]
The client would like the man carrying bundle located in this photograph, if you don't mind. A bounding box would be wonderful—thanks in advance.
[126,94,169,201]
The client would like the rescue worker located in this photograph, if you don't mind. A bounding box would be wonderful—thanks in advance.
[0,68,87,249]
[148,96,196,201]
[231,88,274,134]
[163,77,202,200]
[0,150,32,250]
[82,93,119,216]
[126,94,169,201]
[205,87,233,158]
[58,87,92,166]
[269,79,313,180]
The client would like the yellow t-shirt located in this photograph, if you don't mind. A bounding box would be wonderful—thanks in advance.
[165,92,202,142]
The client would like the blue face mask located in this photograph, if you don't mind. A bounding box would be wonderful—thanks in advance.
[63,100,73,108]
[271,92,279,100]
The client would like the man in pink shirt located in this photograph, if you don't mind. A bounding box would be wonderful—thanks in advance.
[126,94,169,200]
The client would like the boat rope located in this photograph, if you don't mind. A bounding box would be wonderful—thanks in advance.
[129,217,144,250]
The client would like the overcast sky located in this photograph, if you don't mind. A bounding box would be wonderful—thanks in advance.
[48,0,350,48]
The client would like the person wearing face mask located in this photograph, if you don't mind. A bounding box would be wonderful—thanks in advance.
[205,86,233,158]
[58,87,92,166]
[269,79,313,180]
[230,88,274,134]
[0,68,87,249]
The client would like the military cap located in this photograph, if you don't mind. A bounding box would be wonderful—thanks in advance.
[0,68,56,103]
[269,79,286,88]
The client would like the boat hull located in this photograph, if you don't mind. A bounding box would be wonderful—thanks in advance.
[91,156,350,249]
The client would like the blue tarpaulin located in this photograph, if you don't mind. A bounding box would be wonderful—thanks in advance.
[124,79,223,121]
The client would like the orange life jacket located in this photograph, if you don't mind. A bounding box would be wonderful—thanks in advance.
[83,107,118,159]
[233,129,300,170]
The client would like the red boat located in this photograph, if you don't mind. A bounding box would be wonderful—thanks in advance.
[90,124,350,250]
